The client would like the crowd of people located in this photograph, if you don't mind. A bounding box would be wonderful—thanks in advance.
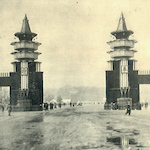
[1,101,141,117]
[43,102,77,111]
[0,101,77,115]
[43,102,63,111]
[141,102,149,110]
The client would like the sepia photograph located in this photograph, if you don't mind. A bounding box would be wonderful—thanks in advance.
[0,0,150,149]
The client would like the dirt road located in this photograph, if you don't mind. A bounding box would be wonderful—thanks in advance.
[0,105,149,150]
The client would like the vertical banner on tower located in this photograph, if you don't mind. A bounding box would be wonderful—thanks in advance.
[21,61,28,90]
[120,59,128,88]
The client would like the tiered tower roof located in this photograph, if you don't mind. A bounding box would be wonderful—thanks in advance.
[14,14,37,41]
[111,13,133,39]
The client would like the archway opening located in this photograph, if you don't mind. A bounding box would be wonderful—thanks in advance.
[0,86,10,104]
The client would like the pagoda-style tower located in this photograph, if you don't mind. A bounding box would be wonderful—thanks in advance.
[105,13,140,110]
[10,15,43,111]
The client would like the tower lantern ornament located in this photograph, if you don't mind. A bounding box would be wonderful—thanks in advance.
[105,13,141,110]
[10,15,43,111]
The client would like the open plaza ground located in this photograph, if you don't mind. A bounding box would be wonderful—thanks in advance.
[0,104,150,150]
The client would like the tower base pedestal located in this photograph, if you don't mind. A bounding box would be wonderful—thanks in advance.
[11,99,32,111]
[14,99,32,111]
[117,97,132,110]
[18,99,32,110]
[12,99,43,112]
[17,99,32,107]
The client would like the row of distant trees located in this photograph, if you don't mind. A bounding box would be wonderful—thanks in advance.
[45,93,62,101]
[44,86,104,102]
[57,95,63,103]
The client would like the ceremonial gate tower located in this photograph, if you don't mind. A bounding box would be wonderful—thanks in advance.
[105,13,140,110]
[0,15,43,111]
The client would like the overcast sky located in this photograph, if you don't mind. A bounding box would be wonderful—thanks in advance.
[0,0,150,89]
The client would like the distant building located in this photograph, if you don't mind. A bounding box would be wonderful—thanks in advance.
[62,99,71,104]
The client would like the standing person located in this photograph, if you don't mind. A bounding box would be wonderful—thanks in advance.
[125,105,131,116]
[54,103,56,108]
[52,103,54,109]
[49,103,51,110]
[46,103,48,110]
[50,103,53,110]
[7,104,12,116]
[44,103,48,111]
[1,104,4,112]
[59,103,61,108]
[44,103,46,111]
[70,102,72,107]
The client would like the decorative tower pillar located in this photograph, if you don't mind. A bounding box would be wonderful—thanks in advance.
[10,15,43,111]
[105,13,139,110]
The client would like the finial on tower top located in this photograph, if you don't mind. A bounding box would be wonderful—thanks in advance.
[24,14,27,20]
[117,12,127,31]
[21,14,31,34]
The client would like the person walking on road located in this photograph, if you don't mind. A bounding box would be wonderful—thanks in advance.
[54,103,57,109]
[125,105,131,116]
[50,103,53,110]
[1,104,4,112]
[7,104,12,116]
[59,103,61,108]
